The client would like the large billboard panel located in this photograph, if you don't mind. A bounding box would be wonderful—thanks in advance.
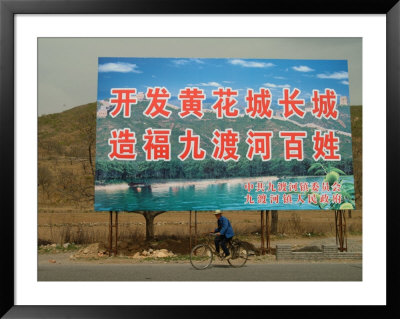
[94,58,355,211]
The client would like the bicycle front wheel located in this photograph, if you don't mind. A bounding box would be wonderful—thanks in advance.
[190,244,213,270]
[228,244,248,268]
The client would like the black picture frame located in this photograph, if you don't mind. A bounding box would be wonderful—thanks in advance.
[1,0,398,317]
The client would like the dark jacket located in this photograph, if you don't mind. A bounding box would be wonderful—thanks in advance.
[214,216,234,238]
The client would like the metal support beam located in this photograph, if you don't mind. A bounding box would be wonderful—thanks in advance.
[266,210,271,253]
[189,210,199,252]
[189,210,192,252]
[115,211,119,256]
[194,210,198,246]
[109,211,113,256]
[335,210,348,252]
[260,210,266,255]
[108,211,120,256]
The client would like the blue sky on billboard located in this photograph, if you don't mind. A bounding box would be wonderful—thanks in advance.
[97,57,350,105]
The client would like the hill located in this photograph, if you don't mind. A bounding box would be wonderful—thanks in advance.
[38,103,97,209]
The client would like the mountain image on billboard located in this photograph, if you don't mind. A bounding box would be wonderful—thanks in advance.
[94,57,355,211]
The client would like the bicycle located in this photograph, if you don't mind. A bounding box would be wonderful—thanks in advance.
[190,233,249,270]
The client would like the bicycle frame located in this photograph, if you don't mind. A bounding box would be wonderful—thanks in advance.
[190,234,248,269]
[202,234,235,260]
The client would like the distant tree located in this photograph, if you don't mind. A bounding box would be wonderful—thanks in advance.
[38,166,53,199]
[56,168,94,207]
[351,116,362,210]
[76,105,96,176]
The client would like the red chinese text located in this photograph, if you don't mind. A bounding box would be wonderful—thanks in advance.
[283,194,293,204]
[296,194,305,204]
[278,88,305,119]
[144,87,171,118]
[246,130,273,161]
[277,182,288,192]
[289,182,298,192]
[311,89,338,119]
[257,194,267,204]
[178,87,205,119]
[245,88,273,119]
[244,194,255,204]
[211,129,240,161]
[256,182,265,192]
[312,130,341,161]
[108,128,137,160]
[267,182,276,192]
[245,183,254,192]
[142,128,171,161]
[270,194,279,204]
[331,182,341,192]
[279,131,307,161]
[332,193,342,204]
[308,193,318,204]
[109,88,137,118]
[178,128,206,160]
[211,87,239,118]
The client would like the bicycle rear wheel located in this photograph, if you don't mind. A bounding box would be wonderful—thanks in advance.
[190,244,213,270]
[228,243,248,268]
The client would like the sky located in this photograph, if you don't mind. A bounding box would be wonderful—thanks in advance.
[38,38,361,115]
[97,57,349,107]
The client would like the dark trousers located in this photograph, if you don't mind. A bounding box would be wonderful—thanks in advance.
[214,235,231,256]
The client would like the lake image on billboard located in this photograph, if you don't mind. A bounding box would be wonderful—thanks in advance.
[95,175,355,211]
[94,57,356,211]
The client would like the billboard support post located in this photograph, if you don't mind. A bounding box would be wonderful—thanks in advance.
[108,211,119,256]
[109,211,113,256]
[115,211,118,256]
[335,210,348,252]
[260,210,266,255]
[189,210,192,252]
[266,210,271,253]
[189,210,198,252]
[194,211,198,246]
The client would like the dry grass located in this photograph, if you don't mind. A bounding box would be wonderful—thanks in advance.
[38,210,362,245]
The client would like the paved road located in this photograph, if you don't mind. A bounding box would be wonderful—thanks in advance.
[38,263,362,281]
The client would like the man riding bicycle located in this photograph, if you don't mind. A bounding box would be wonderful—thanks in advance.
[211,210,234,260]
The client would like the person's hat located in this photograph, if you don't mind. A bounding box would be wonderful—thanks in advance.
[214,210,222,215]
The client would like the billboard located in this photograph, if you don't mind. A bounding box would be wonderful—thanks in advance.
[94,57,355,211]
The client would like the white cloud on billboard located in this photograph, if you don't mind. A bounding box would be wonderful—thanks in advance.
[187,82,222,87]
[229,59,274,68]
[98,62,142,73]
[292,65,315,72]
[317,71,348,79]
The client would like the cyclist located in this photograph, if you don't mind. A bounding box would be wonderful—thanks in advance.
[211,210,234,260]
